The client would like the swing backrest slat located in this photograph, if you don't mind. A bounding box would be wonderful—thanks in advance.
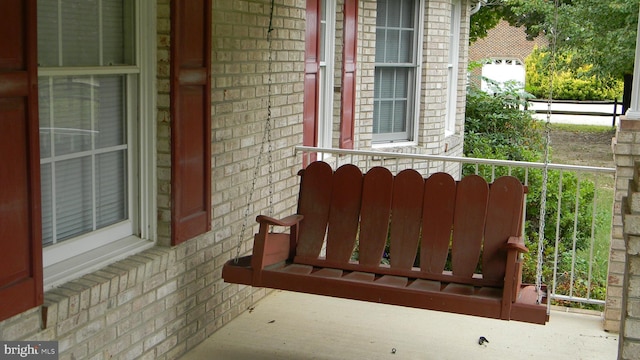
[389,169,424,269]
[325,164,363,263]
[357,167,394,267]
[420,172,456,275]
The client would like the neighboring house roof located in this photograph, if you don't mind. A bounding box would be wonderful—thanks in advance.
[470,20,547,63]
[468,20,547,87]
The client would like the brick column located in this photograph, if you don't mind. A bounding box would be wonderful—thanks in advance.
[625,6,640,120]
[615,6,640,357]
[616,118,640,358]
[609,121,636,332]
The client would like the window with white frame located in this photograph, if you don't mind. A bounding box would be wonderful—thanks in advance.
[318,0,336,149]
[445,0,461,135]
[37,0,154,287]
[373,0,420,143]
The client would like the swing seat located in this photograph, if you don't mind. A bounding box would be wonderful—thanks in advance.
[223,161,548,324]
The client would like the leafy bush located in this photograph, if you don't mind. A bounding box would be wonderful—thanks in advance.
[464,83,598,287]
[464,80,543,162]
[525,47,623,101]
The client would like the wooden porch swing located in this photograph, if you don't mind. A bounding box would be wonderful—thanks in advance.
[223,161,549,324]
[222,0,552,325]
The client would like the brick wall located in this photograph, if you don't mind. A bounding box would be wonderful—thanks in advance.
[0,1,305,359]
[0,245,219,359]
[208,0,306,341]
[469,20,545,64]
[420,0,449,153]
[616,118,640,358]
[356,0,376,149]
[0,1,472,359]
[157,0,172,246]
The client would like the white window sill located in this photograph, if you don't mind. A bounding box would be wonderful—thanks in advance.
[43,236,155,291]
[372,141,417,149]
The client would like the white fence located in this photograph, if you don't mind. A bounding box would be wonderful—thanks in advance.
[528,99,622,127]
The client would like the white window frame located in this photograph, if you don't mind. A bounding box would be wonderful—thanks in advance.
[372,0,424,146]
[318,0,337,151]
[40,1,156,290]
[445,0,462,136]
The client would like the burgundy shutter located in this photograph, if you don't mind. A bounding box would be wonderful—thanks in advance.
[303,0,321,164]
[170,0,212,245]
[339,0,358,149]
[0,0,44,321]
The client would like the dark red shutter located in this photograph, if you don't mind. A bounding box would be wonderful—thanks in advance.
[303,0,321,164]
[339,0,358,149]
[0,0,43,322]
[170,0,212,245]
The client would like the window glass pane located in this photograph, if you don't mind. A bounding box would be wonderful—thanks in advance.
[385,30,400,63]
[103,0,125,65]
[387,0,401,27]
[52,77,94,156]
[96,76,126,148]
[62,0,100,66]
[376,68,409,98]
[320,24,326,63]
[376,0,387,26]
[374,69,382,98]
[41,164,54,247]
[39,80,52,158]
[39,74,129,245]
[375,29,386,62]
[96,151,127,227]
[399,30,413,63]
[401,0,413,27]
[38,0,133,67]
[56,157,93,241]
[379,69,395,98]
[37,0,59,66]
[376,100,393,133]
[393,101,407,132]
[395,68,408,97]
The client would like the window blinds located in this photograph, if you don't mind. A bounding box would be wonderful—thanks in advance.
[37,0,132,246]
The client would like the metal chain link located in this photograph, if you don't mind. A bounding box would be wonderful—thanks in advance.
[536,0,560,304]
[234,0,276,263]
[266,6,275,217]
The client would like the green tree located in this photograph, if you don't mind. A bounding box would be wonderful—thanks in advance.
[471,0,640,80]
[506,0,639,80]
[469,2,506,43]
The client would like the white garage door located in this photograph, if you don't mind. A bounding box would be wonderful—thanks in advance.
[481,58,525,93]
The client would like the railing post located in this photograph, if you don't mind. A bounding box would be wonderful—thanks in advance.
[613,99,618,127]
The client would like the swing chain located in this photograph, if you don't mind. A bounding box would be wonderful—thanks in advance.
[234,0,276,263]
[535,0,560,304]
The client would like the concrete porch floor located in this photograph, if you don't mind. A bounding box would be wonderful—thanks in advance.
[181,290,619,360]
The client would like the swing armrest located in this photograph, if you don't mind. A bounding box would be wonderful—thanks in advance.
[503,235,528,313]
[251,214,304,279]
[505,236,528,253]
[256,214,304,227]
